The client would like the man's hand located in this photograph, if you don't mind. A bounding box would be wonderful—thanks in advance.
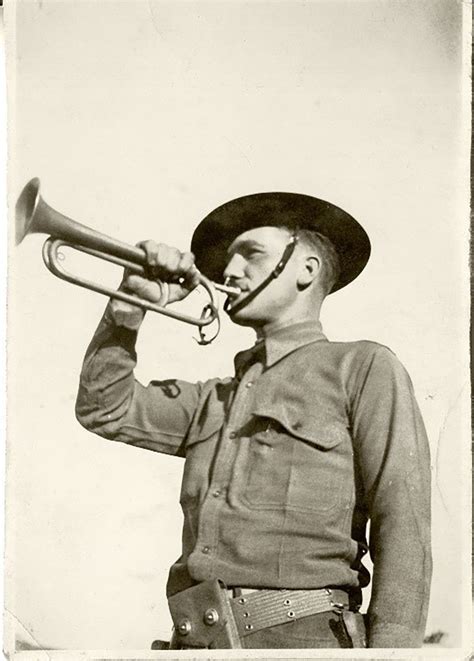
[109,241,201,329]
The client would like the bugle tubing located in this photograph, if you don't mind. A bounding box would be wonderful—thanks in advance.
[16,178,239,342]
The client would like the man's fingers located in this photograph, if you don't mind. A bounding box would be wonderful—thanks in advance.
[176,253,200,289]
[135,240,198,283]
[136,240,160,264]
[184,266,201,290]
[177,252,195,273]
[132,241,200,296]
[164,248,183,274]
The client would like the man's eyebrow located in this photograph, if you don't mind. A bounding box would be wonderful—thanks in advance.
[227,239,266,255]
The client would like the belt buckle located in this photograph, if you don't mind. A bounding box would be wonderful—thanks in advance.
[326,588,347,614]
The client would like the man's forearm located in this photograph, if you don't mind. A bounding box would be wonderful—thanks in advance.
[350,346,432,647]
[367,499,432,647]
[75,303,140,438]
[75,301,203,455]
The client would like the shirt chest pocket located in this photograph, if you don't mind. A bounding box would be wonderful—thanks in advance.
[238,415,354,513]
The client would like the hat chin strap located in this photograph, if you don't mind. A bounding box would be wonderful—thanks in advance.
[224,232,299,317]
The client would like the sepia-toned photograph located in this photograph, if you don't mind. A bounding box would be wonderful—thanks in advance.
[4,0,471,658]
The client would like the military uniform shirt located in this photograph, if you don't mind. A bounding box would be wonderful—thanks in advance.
[76,312,432,648]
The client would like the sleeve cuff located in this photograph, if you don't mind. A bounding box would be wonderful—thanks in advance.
[105,300,145,330]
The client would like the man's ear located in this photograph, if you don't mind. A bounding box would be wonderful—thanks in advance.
[297,255,321,288]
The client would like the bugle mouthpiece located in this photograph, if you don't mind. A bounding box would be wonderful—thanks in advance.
[214,283,241,296]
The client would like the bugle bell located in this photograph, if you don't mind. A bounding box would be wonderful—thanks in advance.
[15,178,240,344]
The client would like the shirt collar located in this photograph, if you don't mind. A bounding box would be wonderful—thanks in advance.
[234,319,327,376]
[262,318,327,366]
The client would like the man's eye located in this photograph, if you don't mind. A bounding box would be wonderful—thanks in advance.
[245,248,264,259]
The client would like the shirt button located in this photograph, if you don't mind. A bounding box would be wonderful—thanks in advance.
[202,546,211,554]
[212,489,221,498]
[245,382,253,388]
[228,431,237,439]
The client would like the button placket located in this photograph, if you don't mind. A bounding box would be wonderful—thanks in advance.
[193,361,262,566]
[220,361,263,507]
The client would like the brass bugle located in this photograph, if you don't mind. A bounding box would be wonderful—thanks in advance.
[16,178,240,343]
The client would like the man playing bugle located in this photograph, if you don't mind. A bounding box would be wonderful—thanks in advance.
[76,192,431,649]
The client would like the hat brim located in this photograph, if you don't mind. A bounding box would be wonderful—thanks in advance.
[191,192,370,293]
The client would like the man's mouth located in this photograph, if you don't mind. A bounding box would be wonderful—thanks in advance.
[223,286,247,312]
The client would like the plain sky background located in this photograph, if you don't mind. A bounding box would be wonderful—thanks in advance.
[6,0,470,654]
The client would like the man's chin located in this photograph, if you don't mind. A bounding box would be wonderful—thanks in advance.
[226,305,262,328]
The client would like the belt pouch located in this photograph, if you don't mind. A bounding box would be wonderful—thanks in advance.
[168,579,242,649]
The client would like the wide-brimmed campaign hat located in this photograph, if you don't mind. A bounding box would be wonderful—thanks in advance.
[191,192,371,293]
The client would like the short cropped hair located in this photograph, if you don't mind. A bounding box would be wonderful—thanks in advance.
[283,226,341,296]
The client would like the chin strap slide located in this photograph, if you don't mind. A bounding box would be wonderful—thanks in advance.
[271,232,298,278]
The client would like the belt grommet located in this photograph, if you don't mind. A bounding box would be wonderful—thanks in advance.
[238,597,247,604]
[287,610,296,618]
[203,608,219,626]
[243,612,250,618]
[245,624,253,631]
[284,599,291,606]
[177,619,192,636]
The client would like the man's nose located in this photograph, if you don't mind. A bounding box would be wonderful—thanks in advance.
[223,254,245,281]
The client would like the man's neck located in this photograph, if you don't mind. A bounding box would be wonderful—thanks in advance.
[255,311,322,339]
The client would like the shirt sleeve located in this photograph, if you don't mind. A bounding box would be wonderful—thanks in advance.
[75,305,203,457]
[350,344,432,648]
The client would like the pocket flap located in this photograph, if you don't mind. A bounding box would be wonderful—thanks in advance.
[252,404,347,450]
